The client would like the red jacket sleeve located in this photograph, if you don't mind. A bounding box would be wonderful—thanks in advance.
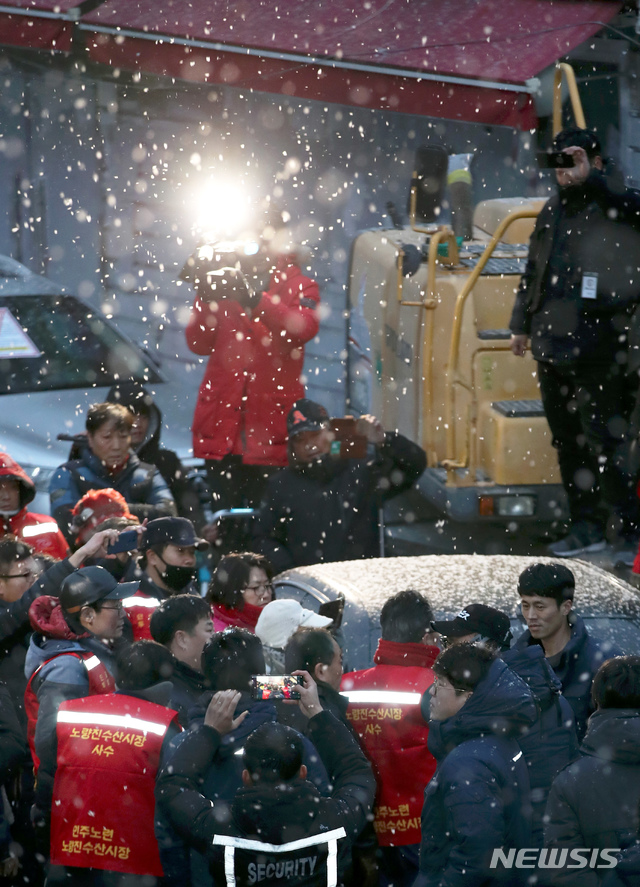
[253,264,320,347]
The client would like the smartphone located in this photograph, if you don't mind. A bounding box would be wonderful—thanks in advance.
[251,674,304,701]
[106,529,141,555]
[537,151,575,169]
[330,417,368,459]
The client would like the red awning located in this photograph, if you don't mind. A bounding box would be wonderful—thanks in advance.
[25,0,628,127]
[0,0,86,52]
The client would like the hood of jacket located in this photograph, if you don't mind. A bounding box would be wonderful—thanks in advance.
[106,381,163,457]
[428,658,537,760]
[24,605,101,680]
[502,643,563,714]
[189,690,278,761]
[28,595,88,639]
[0,452,35,510]
[581,708,640,765]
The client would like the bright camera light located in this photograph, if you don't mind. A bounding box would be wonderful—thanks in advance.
[193,181,253,240]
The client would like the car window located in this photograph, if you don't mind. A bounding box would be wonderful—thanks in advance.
[0,295,160,394]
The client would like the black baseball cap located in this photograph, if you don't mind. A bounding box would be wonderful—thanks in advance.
[286,399,329,438]
[432,604,512,648]
[140,517,208,552]
[60,566,136,616]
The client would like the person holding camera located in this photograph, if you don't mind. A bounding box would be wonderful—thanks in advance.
[184,244,320,511]
[509,128,640,560]
[252,399,426,571]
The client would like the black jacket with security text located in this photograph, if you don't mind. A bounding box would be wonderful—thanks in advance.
[155,710,376,887]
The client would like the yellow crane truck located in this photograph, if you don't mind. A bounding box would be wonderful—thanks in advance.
[346,66,588,538]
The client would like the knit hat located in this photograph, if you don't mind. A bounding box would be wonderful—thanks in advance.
[255,599,332,650]
[70,489,133,546]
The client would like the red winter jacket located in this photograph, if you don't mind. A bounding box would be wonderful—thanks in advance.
[341,639,439,847]
[186,261,320,466]
[0,453,69,559]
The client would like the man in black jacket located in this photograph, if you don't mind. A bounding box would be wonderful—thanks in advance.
[510,128,640,558]
[252,399,426,570]
[545,655,640,887]
[155,673,376,887]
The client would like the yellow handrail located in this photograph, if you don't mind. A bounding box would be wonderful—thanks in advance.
[553,63,586,135]
[442,209,539,475]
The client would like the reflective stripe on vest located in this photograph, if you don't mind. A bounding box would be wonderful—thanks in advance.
[341,690,421,705]
[213,828,347,887]
[122,596,161,609]
[57,709,170,736]
[21,523,60,537]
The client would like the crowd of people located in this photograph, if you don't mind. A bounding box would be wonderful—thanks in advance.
[2,126,640,887]
[0,499,639,887]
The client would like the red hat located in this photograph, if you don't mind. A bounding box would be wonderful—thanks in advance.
[70,488,133,545]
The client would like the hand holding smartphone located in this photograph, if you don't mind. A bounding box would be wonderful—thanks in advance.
[106,529,142,555]
[251,674,304,701]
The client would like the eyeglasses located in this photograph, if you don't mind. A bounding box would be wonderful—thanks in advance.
[100,601,124,611]
[0,570,35,581]
[431,678,468,695]
[244,583,274,594]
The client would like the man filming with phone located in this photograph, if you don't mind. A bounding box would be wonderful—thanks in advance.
[509,127,640,560]
[252,399,426,570]
[156,671,375,887]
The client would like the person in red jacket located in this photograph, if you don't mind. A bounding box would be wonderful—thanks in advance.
[341,590,440,887]
[0,453,68,560]
[184,244,320,510]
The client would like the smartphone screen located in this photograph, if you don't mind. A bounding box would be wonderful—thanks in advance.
[251,675,304,701]
[330,417,368,459]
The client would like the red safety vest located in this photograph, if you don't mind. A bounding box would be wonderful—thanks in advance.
[123,590,161,640]
[341,646,438,847]
[24,651,115,773]
[50,693,180,876]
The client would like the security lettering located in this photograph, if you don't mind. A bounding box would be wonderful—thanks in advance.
[247,855,318,883]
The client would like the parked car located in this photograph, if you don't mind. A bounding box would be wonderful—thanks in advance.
[0,255,199,514]
[274,555,640,671]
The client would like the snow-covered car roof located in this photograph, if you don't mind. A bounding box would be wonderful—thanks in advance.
[275,555,640,670]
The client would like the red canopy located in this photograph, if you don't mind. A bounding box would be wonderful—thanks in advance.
[79,0,622,127]
[0,0,623,127]
[0,0,86,52]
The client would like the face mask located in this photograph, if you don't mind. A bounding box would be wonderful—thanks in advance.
[158,557,196,592]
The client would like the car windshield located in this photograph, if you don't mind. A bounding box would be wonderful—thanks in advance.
[0,295,160,394]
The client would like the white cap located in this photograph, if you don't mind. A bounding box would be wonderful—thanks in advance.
[255,599,333,650]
